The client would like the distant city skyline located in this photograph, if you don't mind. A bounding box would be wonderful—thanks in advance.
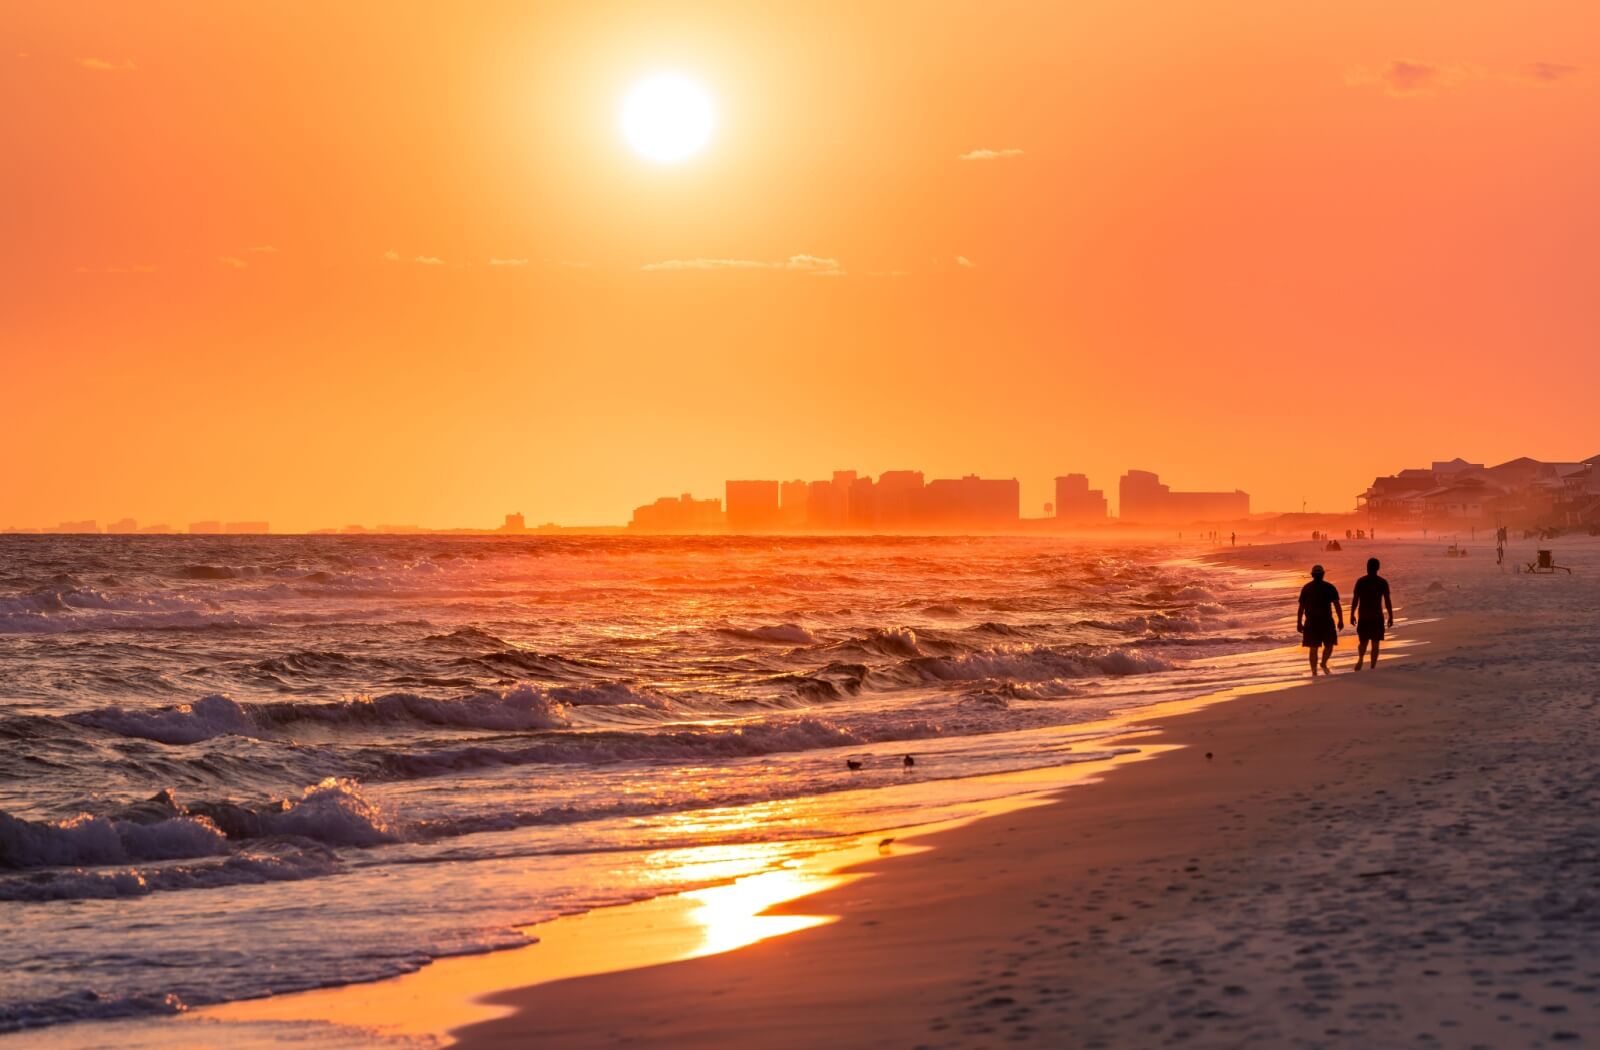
[11,452,1600,535]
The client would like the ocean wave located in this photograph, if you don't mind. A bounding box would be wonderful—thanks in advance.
[364,714,937,779]
[59,682,676,747]
[882,644,1175,685]
[1,990,188,1035]
[719,623,817,645]
[0,809,228,870]
[0,848,342,902]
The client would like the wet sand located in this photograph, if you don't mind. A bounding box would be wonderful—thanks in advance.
[454,540,1600,1047]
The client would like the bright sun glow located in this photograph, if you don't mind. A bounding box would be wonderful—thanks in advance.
[620,73,715,164]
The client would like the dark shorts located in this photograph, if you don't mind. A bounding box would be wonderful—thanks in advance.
[1302,623,1338,648]
[1357,620,1385,642]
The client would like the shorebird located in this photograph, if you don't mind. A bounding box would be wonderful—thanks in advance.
[903,754,916,769]
[846,759,863,771]
[878,837,895,852]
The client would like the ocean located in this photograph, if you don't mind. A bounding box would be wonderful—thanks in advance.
[0,533,1293,1038]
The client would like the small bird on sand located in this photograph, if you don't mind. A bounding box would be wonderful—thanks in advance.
[903,754,916,769]
[846,759,863,771]
[878,837,896,852]
[1205,752,1214,760]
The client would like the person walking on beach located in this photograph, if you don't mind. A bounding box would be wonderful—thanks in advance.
[1297,564,1342,676]
[1349,557,1393,671]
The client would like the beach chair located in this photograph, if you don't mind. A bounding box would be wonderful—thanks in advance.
[1525,549,1572,575]
[1446,544,1466,558]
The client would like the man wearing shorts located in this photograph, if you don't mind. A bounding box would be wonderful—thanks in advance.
[1297,564,1342,676]
[1350,557,1393,670]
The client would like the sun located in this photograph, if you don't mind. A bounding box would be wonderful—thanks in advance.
[620,73,715,164]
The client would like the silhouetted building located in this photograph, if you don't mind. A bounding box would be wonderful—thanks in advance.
[847,475,877,529]
[806,471,856,529]
[188,521,224,535]
[1054,474,1108,523]
[919,475,1020,529]
[1119,470,1248,523]
[45,520,100,534]
[726,480,781,532]
[224,521,270,534]
[1359,455,1600,526]
[875,470,926,529]
[106,518,139,534]
[630,494,724,532]
[497,513,526,534]
[137,524,174,534]
[779,481,810,528]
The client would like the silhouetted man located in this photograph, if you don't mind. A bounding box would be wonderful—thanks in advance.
[1349,557,1393,670]
[1297,564,1342,676]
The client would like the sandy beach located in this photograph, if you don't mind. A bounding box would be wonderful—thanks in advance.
[143,535,1593,1050]
[448,539,1599,1048]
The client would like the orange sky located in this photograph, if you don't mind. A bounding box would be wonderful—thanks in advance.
[4,1,1598,530]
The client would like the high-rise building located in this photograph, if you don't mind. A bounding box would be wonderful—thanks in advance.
[918,475,1020,529]
[875,470,925,528]
[1054,474,1108,523]
[725,480,782,532]
[806,471,856,529]
[188,521,224,535]
[779,480,810,528]
[629,494,724,531]
[224,521,271,534]
[497,513,526,533]
[1118,470,1248,523]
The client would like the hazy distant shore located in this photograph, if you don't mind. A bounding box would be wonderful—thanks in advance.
[440,538,1600,1048]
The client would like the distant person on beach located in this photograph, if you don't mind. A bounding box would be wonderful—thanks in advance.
[1230,531,1235,547]
[1297,564,1342,676]
[1349,558,1393,670]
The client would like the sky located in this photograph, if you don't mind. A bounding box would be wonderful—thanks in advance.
[4,0,1598,530]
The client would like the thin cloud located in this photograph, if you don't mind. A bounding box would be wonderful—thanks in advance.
[382,250,449,266]
[955,256,976,269]
[642,254,844,276]
[1344,60,1568,96]
[958,148,1024,161]
[218,256,248,269]
[1383,59,1443,93]
[489,258,529,267]
[77,57,136,72]
[1524,61,1581,83]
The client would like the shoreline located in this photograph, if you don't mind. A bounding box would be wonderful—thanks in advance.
[168,546,1401,1047]
[55,537,1598,1048]
[438,542,1597,1048]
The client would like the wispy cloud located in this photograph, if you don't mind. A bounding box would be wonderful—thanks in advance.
[489,257,529,267]
[1523,61,1581,83]
[383,250,449,266]
[955,256,976,269]
[77,57,136,72]
[958,147,1024,161]
[1348,59,1577,95]
[642,254,844,276]
[218,256,248,269]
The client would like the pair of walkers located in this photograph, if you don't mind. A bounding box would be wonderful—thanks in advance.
[1296,559,1393,676]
